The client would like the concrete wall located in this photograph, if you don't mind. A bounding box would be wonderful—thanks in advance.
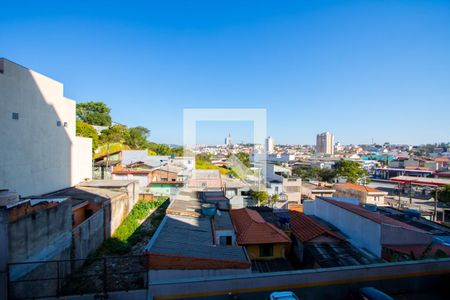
[149,268,252,282]
[72,209,105,261]
[72,136,93,184]
[8,199,72,265]
[305,198,382,256]
[6,199,73,299]
[0,58,91,197]
[148,259,450,300]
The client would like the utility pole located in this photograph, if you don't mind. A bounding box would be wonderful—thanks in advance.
[434,188,439,222]
[409,182,413,205]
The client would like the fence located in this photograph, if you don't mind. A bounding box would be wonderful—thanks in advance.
[8,255,147,300]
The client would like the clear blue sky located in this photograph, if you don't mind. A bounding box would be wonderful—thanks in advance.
[2,1,450,145]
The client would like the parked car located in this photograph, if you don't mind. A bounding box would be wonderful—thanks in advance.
[269,291,300,300]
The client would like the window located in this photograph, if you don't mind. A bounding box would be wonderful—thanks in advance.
[259,244,274,257]
[57,121,61,126]
[63,122,68,127]
[219,236,233,245]
[12,112,19,120]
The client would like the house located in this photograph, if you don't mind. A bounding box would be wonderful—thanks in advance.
[304,197,432,258]
[0,58,92,197]
[334,182,388,205]
[230,208,291,260]
[94,150,171,179]
[302,182,335,200]
[288,211,380,268]
[187,170,223,190]
[145,191,251,281]
[1,180,139,299]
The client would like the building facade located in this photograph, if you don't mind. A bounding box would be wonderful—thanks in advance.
[266,136,275,154]
[0,58,92,197]
[316,132,334,155]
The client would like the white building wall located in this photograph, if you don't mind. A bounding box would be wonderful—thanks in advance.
[0,58,92,197]
[304,198,382,257]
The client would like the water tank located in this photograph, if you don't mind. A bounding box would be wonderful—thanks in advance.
[201,203,216,216]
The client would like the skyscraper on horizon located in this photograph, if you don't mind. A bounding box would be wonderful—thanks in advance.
[266,136,274,154]
[225,133,232,147]
[316,132,334,155]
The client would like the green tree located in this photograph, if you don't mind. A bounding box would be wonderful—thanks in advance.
[76,101,112,126]
[75,120,99,151]
[100,125,128,168]
[438,185,450,204]
[316,168,337,183]
[236,152,251,167]
[335,160,368,183]
[148,142,172,155]
[249,190,270,206]
[125,126,150,149]
[170,146,184,156]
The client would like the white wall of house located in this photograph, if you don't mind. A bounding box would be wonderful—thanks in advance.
[304,198,382,257]
[0,58,92,197]
[112,174,149,187]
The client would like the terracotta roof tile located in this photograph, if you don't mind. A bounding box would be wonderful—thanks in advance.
[231,208,291,245]
[289,211,345,243]
[335,182,384,193]
[435,158,449,162]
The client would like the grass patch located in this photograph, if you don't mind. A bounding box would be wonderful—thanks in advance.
[93,197,169,256]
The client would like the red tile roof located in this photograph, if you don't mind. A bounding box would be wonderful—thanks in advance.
[322,199,427,233]
[231,208,291,245]
[335,182,384,193]
[435,158,450,162]
[289,211,345,243]
[112,169,151,175]
[405,166,429,171]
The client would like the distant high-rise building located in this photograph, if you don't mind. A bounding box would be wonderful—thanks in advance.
[316,132,334,155]
[266,136,275,154]
[225,133,232,147]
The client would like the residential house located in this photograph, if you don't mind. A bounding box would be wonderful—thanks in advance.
[288,211,380,268]
[145,190,251,281]
[230,208,291,260]
[334,182,388,205]
[304,197,433,258]
[0,58,92,198]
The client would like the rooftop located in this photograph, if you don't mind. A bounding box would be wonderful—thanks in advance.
[335,182,387,194]
[231,208,290,245]
[390,176,450,187]
[289,211,345,243]
[321,197,427,233]
[145,214,249,269]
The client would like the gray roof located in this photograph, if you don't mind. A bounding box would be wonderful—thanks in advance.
[147,214,248,263]
[45,186,126,206]
[78,180,137,188]
[214,211,234,231]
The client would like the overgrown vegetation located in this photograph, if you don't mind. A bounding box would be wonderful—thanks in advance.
[94,198,168,256]
[292,160,369,183]
[195,153,238,177]
[75,101,185,155]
